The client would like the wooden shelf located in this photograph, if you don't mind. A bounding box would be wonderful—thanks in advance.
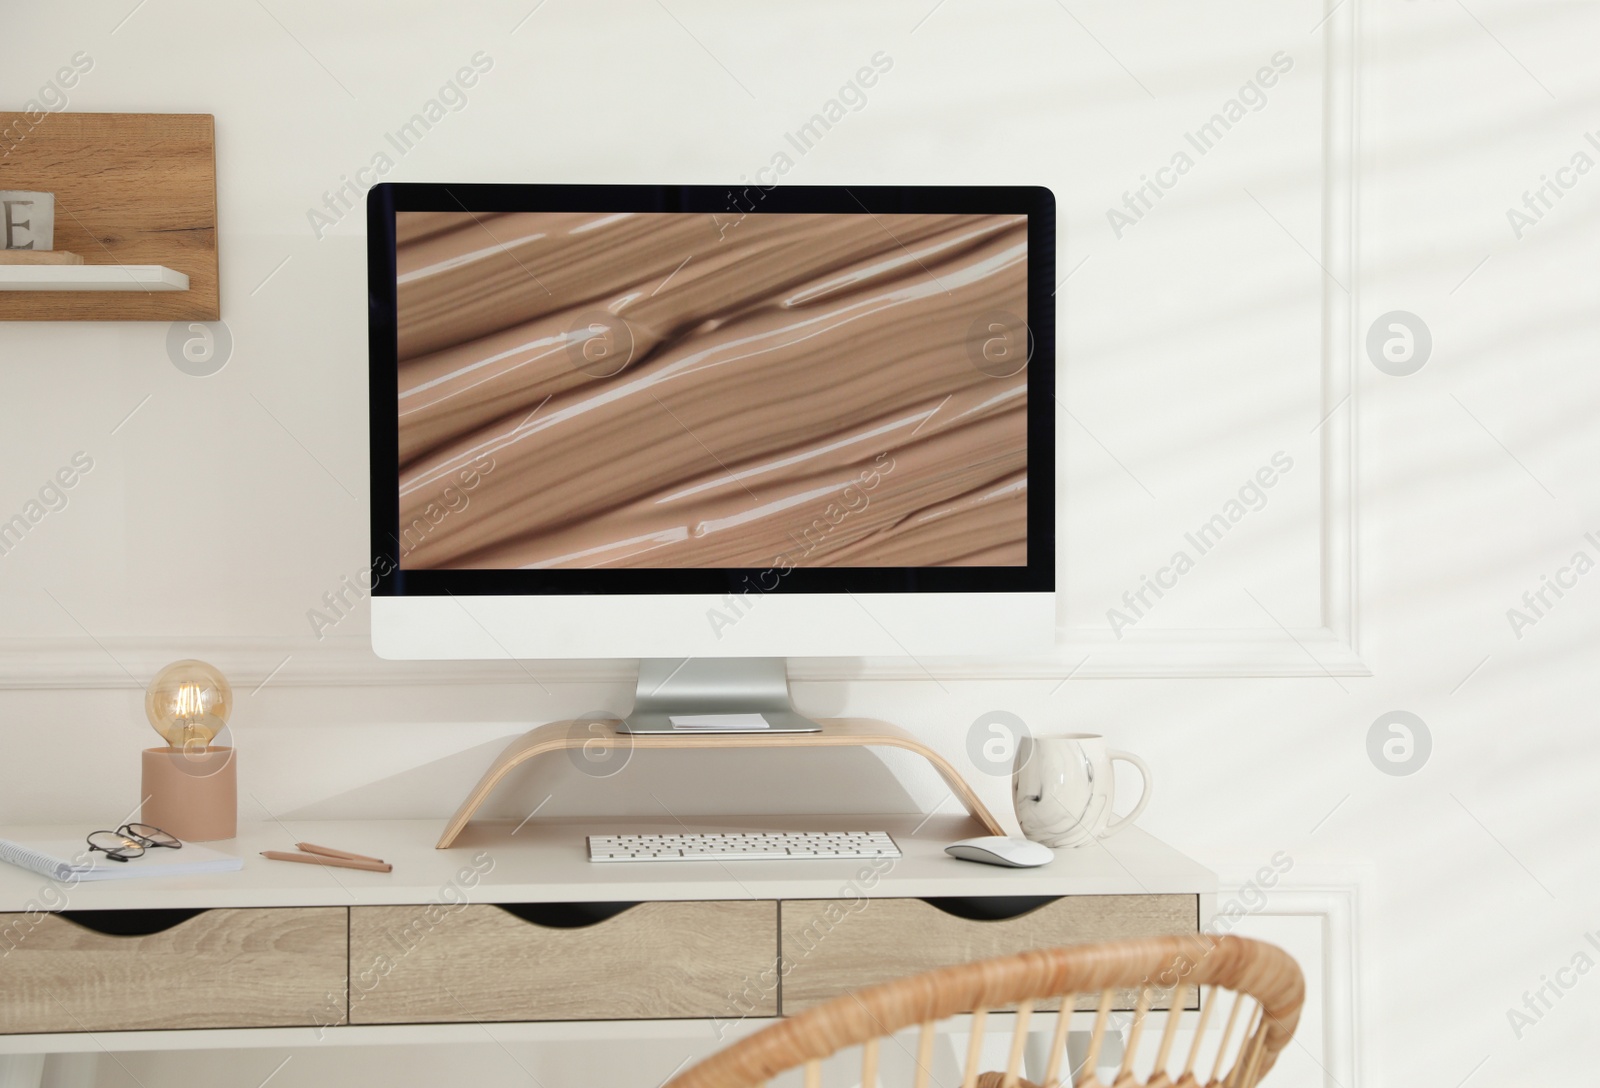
[0,265,188,292]
[0,112,217,320]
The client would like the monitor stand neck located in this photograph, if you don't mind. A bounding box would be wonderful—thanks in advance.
[621,657,822,734]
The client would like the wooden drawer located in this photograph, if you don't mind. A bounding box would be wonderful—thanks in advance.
[780,894,1198,1014]
[0,907,348,1034]
[349,901,778,1023]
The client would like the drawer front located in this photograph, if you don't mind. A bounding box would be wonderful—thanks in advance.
[349,901,778,1023]
[780,894,1198,1014]
[0,907,348,1034]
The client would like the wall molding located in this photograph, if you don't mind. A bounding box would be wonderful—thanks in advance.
[0,2,1363,691]
[1269,885,1361,1088]
[0,636,595,691]
[1213,868,1363,1088]
[1058,0,1364,679]
[0,629,1375,690]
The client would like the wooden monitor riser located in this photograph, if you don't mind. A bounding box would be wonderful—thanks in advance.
[437,718,1006,848]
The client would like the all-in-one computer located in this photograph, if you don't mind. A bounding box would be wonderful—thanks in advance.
[367,183,1055,733]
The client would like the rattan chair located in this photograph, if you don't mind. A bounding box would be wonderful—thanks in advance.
[666,934,1304,1088]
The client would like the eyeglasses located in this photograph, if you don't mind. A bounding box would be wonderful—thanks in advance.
[85,823,182,862]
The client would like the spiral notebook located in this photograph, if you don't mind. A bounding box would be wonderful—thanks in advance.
[0,836,243,882]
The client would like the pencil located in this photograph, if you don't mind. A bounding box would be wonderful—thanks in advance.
[260,850,392,873]
[295,842,386,865]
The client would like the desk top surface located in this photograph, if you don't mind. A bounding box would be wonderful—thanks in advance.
[0,815,1215,911]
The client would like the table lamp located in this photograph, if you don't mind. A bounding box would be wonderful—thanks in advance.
[140,659,236,842]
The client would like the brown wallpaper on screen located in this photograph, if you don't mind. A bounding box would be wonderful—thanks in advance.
[394,211,1028,570]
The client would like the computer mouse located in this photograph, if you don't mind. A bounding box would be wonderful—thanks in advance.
[945,836,1054,868]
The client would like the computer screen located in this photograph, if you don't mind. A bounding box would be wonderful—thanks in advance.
[393,208,1032,570]
[368,185,1053,660]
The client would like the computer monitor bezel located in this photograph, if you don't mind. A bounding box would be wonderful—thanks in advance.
[367,182,1055,599]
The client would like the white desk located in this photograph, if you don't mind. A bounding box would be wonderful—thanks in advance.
[0,815,1214,910]
[0,814,1215,1059]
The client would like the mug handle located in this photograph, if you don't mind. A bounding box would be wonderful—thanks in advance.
[1102,751,1153,837]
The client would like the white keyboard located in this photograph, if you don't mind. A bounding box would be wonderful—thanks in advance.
[587,831,902,863]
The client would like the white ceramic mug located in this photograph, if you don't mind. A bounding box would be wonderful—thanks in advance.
[1013,733,1153,848]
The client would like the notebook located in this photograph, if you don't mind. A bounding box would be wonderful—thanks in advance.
[0,836,243,882]
[669,712,770,730]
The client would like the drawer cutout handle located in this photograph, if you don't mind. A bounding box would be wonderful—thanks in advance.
[57,908,208,937]
[494,902,641,929]
[919,896,1062,922]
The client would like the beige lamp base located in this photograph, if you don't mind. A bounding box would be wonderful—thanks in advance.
[140,746,237,842]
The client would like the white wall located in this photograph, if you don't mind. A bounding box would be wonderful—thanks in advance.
[3,1,1598,1084]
